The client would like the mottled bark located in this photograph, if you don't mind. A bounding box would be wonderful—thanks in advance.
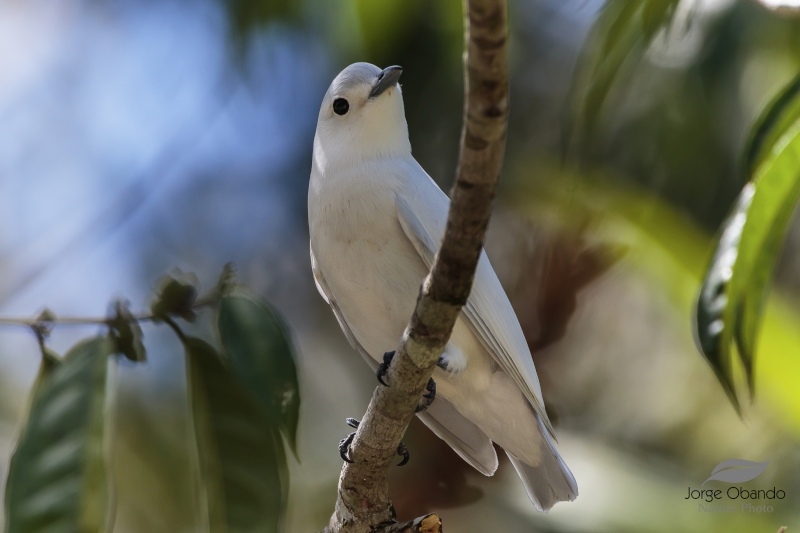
[324,0,508,531]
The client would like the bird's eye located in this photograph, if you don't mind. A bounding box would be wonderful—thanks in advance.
[333,98,349,116]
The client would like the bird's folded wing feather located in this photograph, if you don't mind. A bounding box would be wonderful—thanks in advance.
[395,193,556,438]
[312,242,499,472]
[416,398,498,475]
[310,244,374,366]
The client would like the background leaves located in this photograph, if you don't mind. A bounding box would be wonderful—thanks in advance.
[696,71,800,406]
[5,337,113,533]
[218,292,300,457]
[567,0,681,151]
[183,336,284,533]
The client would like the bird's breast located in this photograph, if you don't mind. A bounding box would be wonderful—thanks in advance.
[309,169,429,357]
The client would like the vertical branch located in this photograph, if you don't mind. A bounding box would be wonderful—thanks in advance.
[325,0,508,531]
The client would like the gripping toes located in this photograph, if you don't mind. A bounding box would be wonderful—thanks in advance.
[338,432,355,463]
[396,442,410,466]
[376,351,395,386]
[338,418,360,463]
[415,378,436,413]
[339,417,411,466]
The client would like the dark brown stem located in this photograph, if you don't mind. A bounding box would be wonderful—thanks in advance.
[325,0,508,531]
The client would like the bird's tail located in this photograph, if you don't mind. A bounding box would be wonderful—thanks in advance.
[507,414,578,513]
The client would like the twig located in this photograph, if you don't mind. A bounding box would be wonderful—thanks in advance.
[325,0,509,531]
[0,296,217,329]
[378,514,442,533]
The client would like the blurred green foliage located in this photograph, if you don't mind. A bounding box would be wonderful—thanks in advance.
[567,0,681,151]
[5,338,113,533]
[218,293,300,458]
[697,69,800,408]
[183,336,285,533]
[564,0,800,414]
[2,270,299,533]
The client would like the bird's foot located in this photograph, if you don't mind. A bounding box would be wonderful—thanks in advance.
[338,417,360,463]
[415,378,436,413]
[396,442,410,466]
[338,417,410,466]
[376,351,395,386]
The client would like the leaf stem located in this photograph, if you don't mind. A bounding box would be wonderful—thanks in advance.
[0,297,217,329]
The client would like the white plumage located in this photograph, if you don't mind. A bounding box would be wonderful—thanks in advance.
[308,62,577,512]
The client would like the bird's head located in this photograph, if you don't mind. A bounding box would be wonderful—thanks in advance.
[314,63,410,167]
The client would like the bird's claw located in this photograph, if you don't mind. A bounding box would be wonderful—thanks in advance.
[396,442,410,466]
[339,418,360,463]
[415,377,436,413]
[377,350,395,386]
[338,432,355,463]
[339,417,409,466]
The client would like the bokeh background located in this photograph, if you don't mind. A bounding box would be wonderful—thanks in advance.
[0,0,799,531]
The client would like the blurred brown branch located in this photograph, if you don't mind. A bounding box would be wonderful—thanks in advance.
[323,0,509,531]
[379,514,442,533]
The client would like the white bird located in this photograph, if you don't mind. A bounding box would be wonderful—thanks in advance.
[308,62,578,512]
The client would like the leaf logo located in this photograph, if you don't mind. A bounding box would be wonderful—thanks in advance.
[702,459,769,486]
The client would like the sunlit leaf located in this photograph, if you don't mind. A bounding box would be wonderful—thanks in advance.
[568,0,680,146]
[696,108,800,405]
[745,72,800,175]
[5,337,113,533]
[218,292,300,458]
[183,336,284,533]
[695,184,753,413]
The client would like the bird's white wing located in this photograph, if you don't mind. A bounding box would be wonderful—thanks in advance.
[311,244,374,367]
[311,242,499,473]
[396,193,556,438]
[416,398,498,475]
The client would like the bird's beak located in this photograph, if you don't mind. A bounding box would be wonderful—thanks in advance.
[369,66,403,98]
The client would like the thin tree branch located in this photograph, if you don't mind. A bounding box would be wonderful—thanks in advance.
[325,0,509,531]
[0,296,217,328]
[380,514,442,533]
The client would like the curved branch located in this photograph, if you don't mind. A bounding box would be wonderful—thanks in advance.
[325,1,509,531]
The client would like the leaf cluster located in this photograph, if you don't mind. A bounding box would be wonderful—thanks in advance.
[569,0,800,413]
[3,266,300,533]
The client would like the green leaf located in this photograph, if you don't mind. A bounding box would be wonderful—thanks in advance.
[5,337,113,533]
[217,293,300,458]
[568,0,680,145]
[183,337,284,533]
[696,115,800,406]
[695,184,753,413]
[745,72,800,176]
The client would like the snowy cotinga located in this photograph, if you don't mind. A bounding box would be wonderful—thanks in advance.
[308,63,577,512]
